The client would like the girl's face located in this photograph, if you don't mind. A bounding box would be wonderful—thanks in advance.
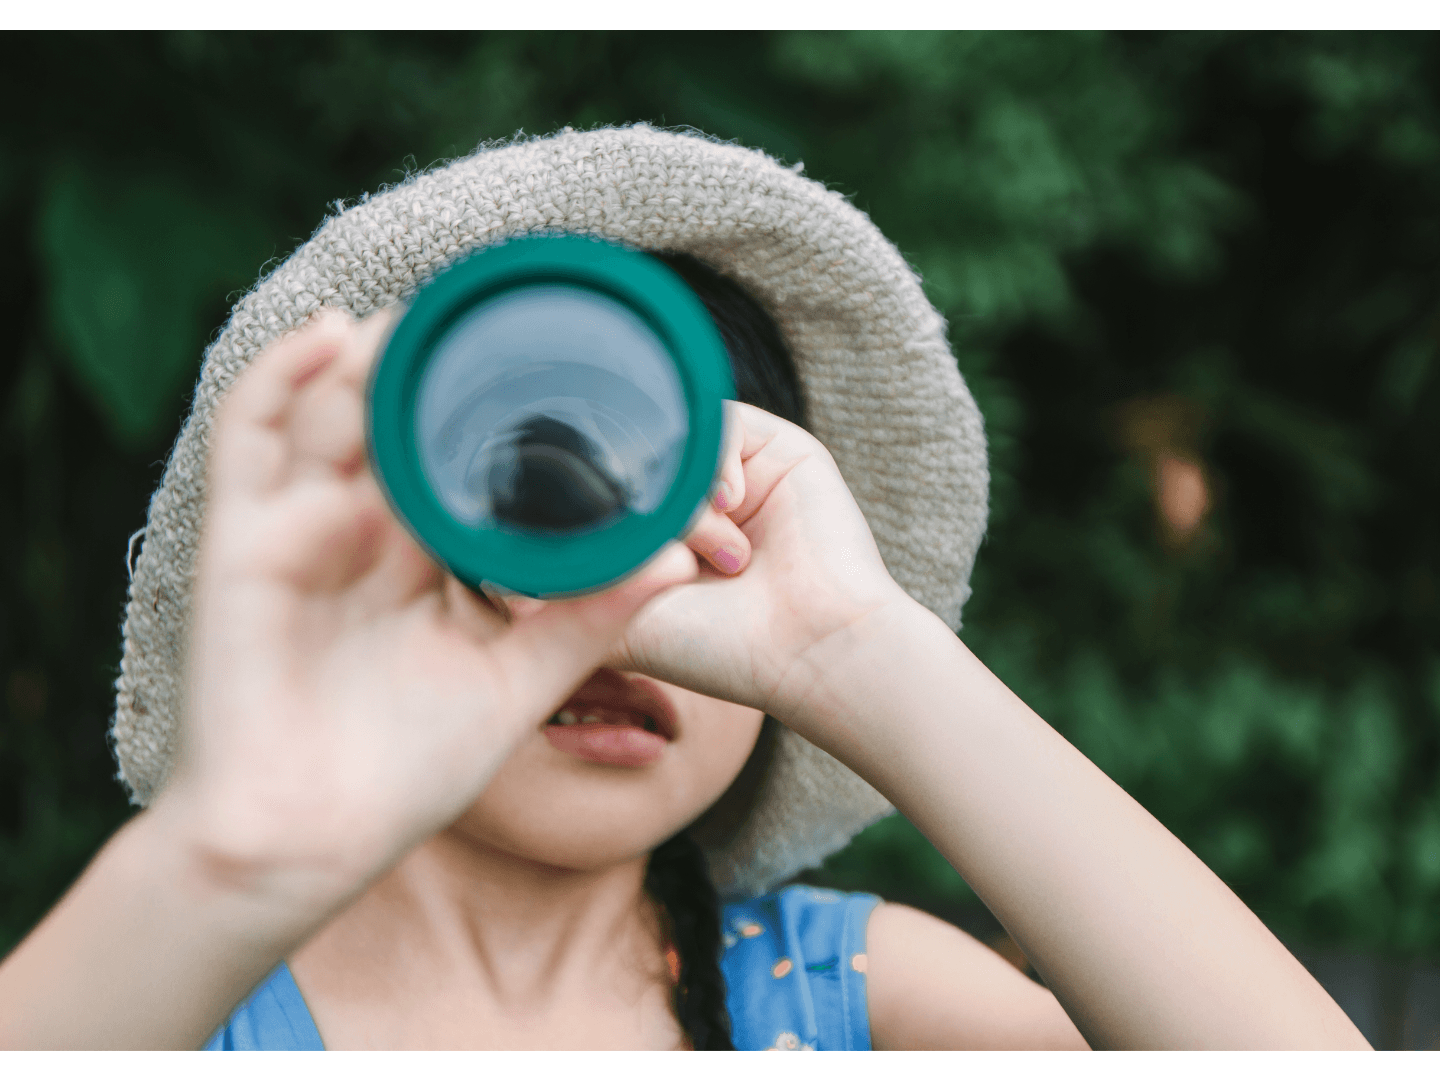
[452,670,765,869]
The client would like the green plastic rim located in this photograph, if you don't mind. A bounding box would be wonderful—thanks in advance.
[368,235,735,598]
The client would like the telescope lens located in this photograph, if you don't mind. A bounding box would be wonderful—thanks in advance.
[414,284,689,534]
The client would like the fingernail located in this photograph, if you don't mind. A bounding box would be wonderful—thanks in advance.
[713,546,742,574]
[714,482,733,511]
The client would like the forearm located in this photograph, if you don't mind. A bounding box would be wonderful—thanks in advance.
[0,796,337,1049]
[781,598,1368,1050]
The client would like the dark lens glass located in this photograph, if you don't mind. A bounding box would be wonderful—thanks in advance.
[414,284,688,534]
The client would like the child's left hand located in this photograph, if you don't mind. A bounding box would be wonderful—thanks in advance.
[605,401,915,724]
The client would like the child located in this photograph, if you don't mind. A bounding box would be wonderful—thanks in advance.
[0,127,1368,1050]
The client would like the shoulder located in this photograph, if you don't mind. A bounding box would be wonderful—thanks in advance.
[865,902,1089,1050]
[720,886,878,1051]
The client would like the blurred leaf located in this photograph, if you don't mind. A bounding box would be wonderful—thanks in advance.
[37,163,272,448]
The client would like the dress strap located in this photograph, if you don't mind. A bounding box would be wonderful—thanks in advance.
[721,886,880,1050]
[203,963,324,1050]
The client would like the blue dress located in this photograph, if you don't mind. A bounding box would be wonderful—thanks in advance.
[205,885,879,1051]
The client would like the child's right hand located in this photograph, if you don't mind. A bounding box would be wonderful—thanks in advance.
[0,308,700,1050]
[164,310,696,915]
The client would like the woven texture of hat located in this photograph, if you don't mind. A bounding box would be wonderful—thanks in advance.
[111,125,990,898]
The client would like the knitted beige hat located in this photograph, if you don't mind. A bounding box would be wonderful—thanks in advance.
[111,125,989,898]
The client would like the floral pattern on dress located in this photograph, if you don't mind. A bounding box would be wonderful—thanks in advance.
[720,886,880,1050]
[768,1030,816,1050]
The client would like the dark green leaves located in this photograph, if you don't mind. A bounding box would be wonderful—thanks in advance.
[37,165,271,449]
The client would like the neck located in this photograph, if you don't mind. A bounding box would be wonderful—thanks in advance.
[288,830,677,1048]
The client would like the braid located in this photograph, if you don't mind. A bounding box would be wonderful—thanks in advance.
[645,831,735,1050]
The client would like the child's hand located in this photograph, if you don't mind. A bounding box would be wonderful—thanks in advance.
[165,310,696,912]
[608,402,914,726]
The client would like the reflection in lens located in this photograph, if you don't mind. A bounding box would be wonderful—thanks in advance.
[485,415,627,530]
[414,284,688,534]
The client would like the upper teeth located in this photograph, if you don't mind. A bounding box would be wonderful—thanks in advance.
[552,710,651,729]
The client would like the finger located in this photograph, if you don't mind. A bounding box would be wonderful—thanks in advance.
[475,583,518,623]
[224,309,355,431]
[486,543,698,720]
[731,400,789,460]
[288,372,367,479]
[340,484,449,607]
[211,311,357,496]
[232,475,392,593]
[503,594,549,621]
[287,309,398,478]
[438,575,517,645]
[712,401,748,513]
[685,504,752,575]
[460,585,548,626]
[339,307,401,387]
[726,403,817,528]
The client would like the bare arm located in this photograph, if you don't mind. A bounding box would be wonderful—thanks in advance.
[866,903,1087,1050]
[783,597,1368,1049]
[0,800,334,1049]
[617,402,1369,1051]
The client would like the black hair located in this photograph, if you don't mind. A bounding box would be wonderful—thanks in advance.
[641,252,804,1051]
[654,253,809,431]
[644,831,733,1049]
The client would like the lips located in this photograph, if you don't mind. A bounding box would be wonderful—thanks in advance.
[543,670,677,767]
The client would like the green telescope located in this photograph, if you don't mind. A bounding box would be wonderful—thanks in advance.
[367,236,735,598]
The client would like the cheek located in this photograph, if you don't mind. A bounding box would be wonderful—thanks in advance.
[455,697,765,871]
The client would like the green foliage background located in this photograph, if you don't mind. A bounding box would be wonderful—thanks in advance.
[3,31,1440,960]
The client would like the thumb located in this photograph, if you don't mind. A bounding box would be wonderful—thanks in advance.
[486,543,698,718]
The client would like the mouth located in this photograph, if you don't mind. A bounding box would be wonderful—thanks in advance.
[543,670,678,767]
